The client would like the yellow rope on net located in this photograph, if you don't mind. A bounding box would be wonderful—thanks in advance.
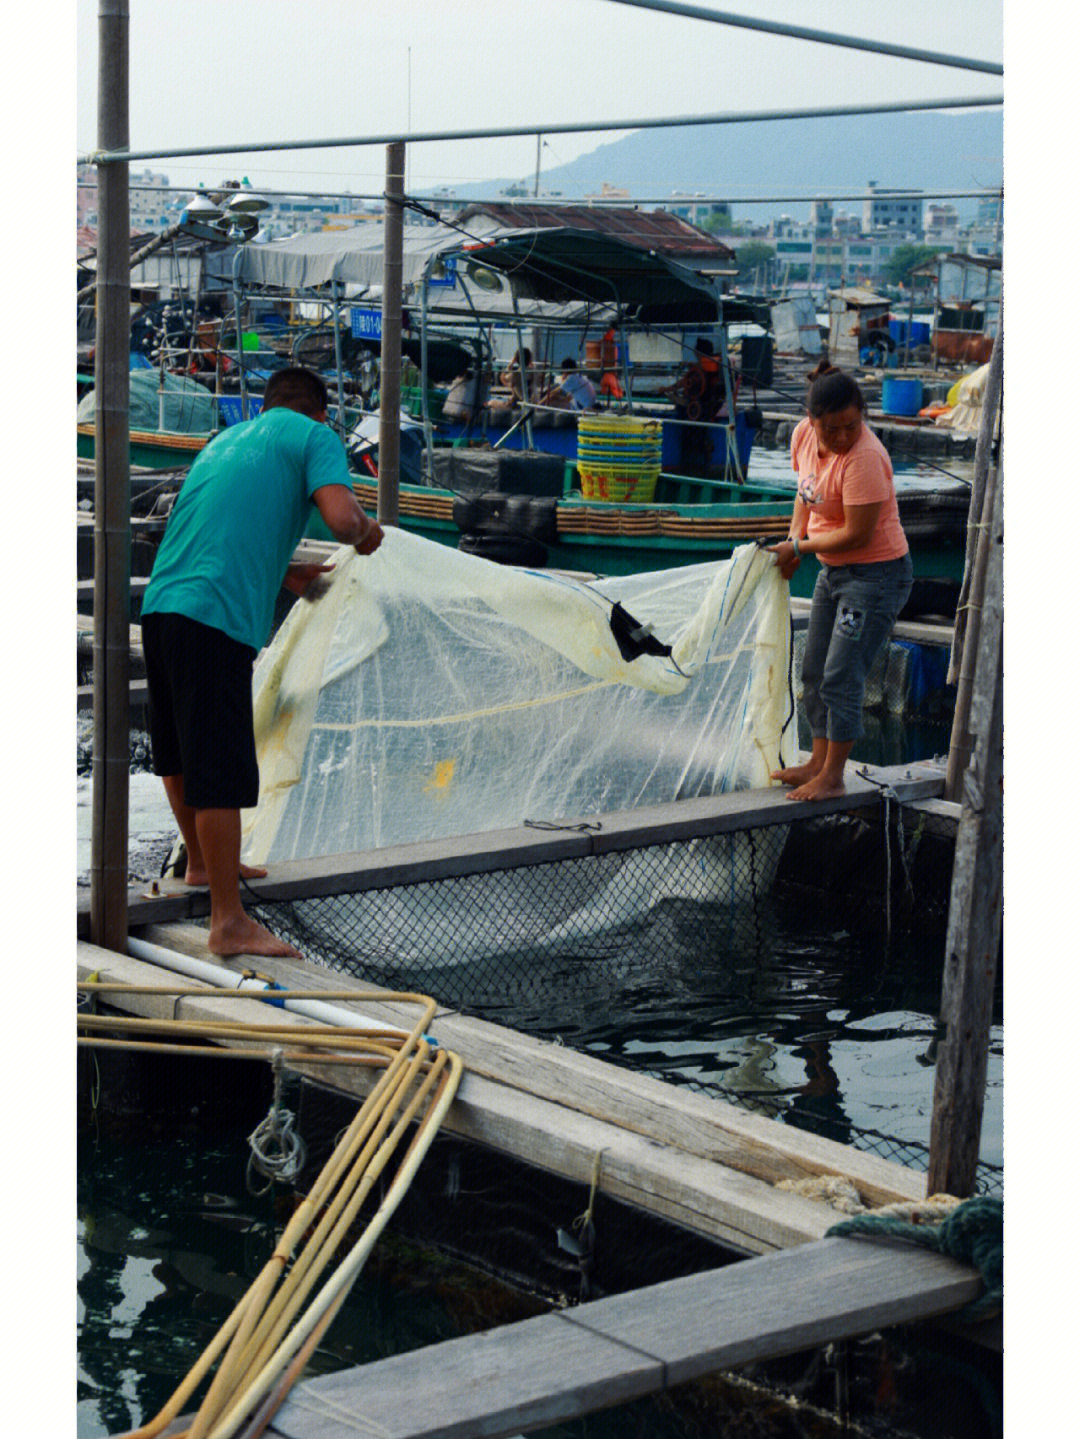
[78,983,463,1439]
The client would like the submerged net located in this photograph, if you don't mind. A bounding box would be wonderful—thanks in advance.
[241,530,795,874]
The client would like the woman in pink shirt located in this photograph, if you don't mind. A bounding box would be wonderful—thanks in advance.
[767,364,912,800]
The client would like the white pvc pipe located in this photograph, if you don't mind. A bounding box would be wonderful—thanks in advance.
[126,935,397,1034]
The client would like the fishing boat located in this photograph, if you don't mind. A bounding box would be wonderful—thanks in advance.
[80,217,969,610]
[224,219,966,608]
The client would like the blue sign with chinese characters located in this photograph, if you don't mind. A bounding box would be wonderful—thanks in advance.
[427,254,458,289]
[350,307,382,340]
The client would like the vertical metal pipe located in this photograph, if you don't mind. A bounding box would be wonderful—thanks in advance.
[90,0,131,950]
[331,278,346,441]
[420,259,435,474]
[233,246,248,420]
[378,142,405,527]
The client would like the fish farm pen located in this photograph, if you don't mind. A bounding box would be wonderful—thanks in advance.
[78,765,1002,1439]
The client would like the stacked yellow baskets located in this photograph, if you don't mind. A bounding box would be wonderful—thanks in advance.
[576,414,663,503]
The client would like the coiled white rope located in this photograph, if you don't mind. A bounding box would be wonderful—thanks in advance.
[246,1048,307,1194]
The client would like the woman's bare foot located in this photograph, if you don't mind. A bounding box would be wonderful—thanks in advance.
[208,912,303,958]
[186,862,268,887]
[785,770,847,802]
[771,761,821,788]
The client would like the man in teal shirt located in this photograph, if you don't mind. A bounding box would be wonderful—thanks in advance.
[141,367,383,958]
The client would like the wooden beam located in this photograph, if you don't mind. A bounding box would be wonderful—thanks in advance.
[76,763,946,933]
[79,931,926,1261]
[928,458,1003,1197]
[266,1238,983,1439]
[130,923,928,1207]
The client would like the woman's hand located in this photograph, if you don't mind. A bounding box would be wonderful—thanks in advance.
[766,539,802,580]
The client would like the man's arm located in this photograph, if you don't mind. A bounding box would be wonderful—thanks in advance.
[313,483,384,555]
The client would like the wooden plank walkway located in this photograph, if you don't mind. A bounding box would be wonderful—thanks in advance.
[79,927,927,1262]
[76,762,946,935]
[264,1238,983,1439]
[78,922,993,1439]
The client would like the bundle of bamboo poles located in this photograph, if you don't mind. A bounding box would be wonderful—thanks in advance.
[78,983,463,1439]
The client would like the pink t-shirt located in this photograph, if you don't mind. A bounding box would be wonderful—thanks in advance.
[790,417,908,566]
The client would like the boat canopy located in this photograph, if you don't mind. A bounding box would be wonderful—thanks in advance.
[230,217,504,291]
[225,220,763,330]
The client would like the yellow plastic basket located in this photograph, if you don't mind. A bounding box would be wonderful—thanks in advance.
[579,467,660,502]
[576,416,662,503]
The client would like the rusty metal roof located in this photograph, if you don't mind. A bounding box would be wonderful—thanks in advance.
[457,203,735,261]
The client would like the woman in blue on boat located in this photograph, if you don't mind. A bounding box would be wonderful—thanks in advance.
[768,362,912,801]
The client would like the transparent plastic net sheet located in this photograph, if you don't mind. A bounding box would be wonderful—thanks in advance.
[241,530,794,868]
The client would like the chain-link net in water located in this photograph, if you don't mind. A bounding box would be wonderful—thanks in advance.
[248,826,787,1009]
[245,804,1002,1198]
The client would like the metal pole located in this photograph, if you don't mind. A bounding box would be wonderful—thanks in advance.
[232,246,248,420]
[927,458,1003,1198]
[420,259,435,476]
[378,142,404,527]
[600,0,1002,74]
[330,278,346,442]
[90,0,131,952]
[80,94,1003,167]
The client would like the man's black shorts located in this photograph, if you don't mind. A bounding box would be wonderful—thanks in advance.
[141,611,260,809]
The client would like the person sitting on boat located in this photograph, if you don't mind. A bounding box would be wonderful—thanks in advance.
[539,358,598,425]
[139,366,384,959]
[441,365,488,424]
[487,349,540,417]
[767,362,912,802]
[664,337,722,474]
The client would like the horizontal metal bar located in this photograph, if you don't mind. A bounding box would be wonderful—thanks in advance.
[602,0,1003,75]
[78,94,1003,166]
[82,181,1003,207]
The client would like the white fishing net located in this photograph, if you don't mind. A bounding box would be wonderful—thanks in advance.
[240,531,794,877]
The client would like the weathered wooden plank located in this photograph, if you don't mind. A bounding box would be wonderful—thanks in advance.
[77,763,945,933]
[267,1237,983,1439]
[77,680,148,712]
[129,924,925,1205]
[788,597,954,647]
[77,938,838,1254]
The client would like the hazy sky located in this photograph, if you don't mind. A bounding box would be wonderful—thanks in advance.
[76,0,1004,198]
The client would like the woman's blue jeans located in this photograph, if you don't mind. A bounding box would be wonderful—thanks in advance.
[801,554,914,743]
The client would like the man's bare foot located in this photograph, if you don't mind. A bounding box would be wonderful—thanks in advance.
[771,761,821,788]
[785,771,847,802]
[185,862,268,887]
[208,913,303,958]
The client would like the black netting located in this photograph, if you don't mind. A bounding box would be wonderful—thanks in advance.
[242,804,1001,1195]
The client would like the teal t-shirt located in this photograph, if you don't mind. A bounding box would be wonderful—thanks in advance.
[141,407,354,651]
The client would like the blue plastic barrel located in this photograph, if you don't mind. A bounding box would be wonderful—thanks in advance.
[881,377,923,416]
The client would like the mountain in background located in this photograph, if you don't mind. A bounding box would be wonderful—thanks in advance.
[473,110,1002,221]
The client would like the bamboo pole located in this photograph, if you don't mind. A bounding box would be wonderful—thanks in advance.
[945,321,1003,799]
[927,456,1003,1198]
[90,0,131,952]
[377,141,404,527]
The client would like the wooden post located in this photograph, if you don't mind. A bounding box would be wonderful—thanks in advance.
[945,321,1002,801]
[378,141,405,527]
[90,0,131,952]
[927,459,1003,1198]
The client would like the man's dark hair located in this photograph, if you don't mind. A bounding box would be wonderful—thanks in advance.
[560,357,578,370]
[262,367,330,418]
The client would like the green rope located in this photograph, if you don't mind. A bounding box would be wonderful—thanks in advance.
[827,1195,1002,1321]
